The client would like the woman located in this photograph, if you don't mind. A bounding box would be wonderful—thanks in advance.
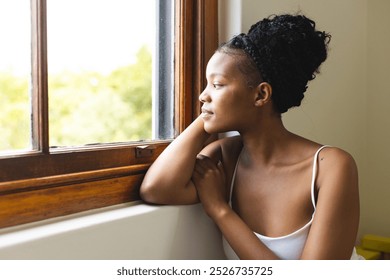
[140,14,361,260]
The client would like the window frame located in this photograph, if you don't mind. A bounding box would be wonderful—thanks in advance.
[0,0,218,229]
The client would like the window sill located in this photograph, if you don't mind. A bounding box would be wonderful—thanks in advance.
[0,202,226,259]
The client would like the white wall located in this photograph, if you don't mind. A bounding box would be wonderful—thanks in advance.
[365,0,390,237]
[218,0,242,42]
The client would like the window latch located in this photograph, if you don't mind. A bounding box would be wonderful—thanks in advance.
[135,145,156,158]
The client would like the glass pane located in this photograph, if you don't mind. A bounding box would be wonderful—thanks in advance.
[47,0,171,148]
[0,1,32,154]
[154,0,174,140]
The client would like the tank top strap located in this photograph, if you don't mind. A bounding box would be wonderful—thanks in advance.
[310,145,331,209]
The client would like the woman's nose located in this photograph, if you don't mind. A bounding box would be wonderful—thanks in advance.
[199,88,209,103]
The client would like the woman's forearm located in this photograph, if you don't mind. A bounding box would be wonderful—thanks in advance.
[211,206,279,260]
[140,116,210,204]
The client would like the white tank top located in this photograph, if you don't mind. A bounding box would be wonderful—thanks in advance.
[222,145,363,260]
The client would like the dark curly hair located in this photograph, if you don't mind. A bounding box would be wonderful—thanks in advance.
[219,14,331,113]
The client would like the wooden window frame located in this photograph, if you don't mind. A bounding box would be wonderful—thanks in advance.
[0,0,218,229]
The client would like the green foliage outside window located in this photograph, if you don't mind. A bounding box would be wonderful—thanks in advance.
[0,46,152,152]
[0,71,30,151]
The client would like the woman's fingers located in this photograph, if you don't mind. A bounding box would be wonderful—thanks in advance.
[217,160,225,176]
[196,154,218,168]
[193,154,222,183]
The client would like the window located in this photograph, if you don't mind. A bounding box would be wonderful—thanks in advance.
[47,0,165,147]
[1,0,174,152]
[0,0,218,229]
[0,1,32,154]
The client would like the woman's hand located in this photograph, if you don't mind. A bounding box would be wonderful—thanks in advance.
[192,154,280,260]
[192,154,229,219]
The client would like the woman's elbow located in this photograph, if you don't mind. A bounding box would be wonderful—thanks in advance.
[139,179,162,204]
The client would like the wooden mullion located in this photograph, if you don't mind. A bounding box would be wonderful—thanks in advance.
[193,0,219,119]
[174,0,195,135]
[192,0,205,120]
[31,0,49,153]
[174,0,219,134]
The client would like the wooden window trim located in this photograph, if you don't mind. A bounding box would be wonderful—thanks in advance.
[175,0,218,132]
[0,0,218,229]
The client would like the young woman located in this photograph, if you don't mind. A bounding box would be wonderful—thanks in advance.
[140,14,361,260]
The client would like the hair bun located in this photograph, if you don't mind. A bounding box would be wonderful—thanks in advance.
[242,14,331,113]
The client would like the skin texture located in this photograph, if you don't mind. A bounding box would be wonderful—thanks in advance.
[140,51,360,260]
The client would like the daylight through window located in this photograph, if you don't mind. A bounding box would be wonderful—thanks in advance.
[0,0,174,154]
[0,1,32,154]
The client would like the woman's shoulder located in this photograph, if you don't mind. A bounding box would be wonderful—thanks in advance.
[319,146,357,168]
[199,134,242,160]
[200,134,243,166]
[220,134,243,148]
[218,135,243,158]
[294,136,356,167]
[316,145,358,192]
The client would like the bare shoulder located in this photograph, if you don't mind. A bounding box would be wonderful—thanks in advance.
[220,135,242,150]
[319,146,357,171]
[200,135,242,159]
[317,146,358,192]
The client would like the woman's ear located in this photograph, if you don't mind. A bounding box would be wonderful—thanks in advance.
[254,82,272,107]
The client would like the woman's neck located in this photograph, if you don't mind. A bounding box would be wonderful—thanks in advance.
[239,115,296,166]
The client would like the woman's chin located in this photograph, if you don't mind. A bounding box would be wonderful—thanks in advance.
[203,123,217,134]
[203,122,230,135]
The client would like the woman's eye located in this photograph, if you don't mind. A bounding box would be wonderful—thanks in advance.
[213,83,223,89]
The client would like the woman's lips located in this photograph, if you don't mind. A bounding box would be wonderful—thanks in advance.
[201,107,213,119]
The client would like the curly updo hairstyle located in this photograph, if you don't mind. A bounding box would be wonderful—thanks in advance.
[219,14,331,113]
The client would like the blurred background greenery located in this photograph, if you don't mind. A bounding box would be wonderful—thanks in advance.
[0,46,152,152]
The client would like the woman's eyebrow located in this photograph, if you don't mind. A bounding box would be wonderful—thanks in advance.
[206,72,229,79]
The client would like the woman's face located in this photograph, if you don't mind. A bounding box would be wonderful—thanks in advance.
[199,51,259,134]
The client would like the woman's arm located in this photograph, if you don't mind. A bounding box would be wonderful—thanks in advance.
[140,116,220,205]
[300,148,360,259]
[192,155,279,259]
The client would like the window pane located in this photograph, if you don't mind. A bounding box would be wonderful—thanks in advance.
[47,0,173,148]
[0,1,32,154]
[154,0,174,139]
